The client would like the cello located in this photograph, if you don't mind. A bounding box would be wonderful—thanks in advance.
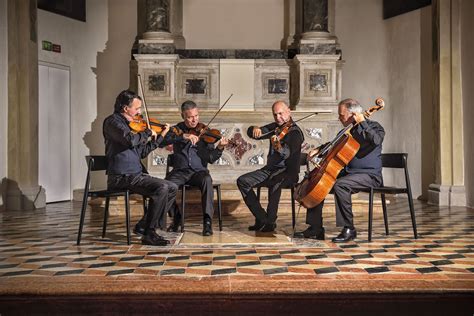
[294,98,385,208]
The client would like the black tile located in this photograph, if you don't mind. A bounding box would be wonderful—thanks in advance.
[211,267,237,275]
[279,249,300,254]
[237,261,260,267]
[25,257,54,263]
[213,255,236,261]
[40,263,68,269]
[259,255,281,260]
[351,254,373,259]
[305,254,327,259]
[339,244,359,249]
[263,267,288,275]
[324,249,345,254]
[89,262,116,268]
[412,249,432,253]
[382,244,400,249]
[430,259,454,266]
[106,269,135,276]
[334,259,357,266]
[1,270,33,276]
[368,249,387,254]
[54,269,85,276]
[191,250,214,255]
[455,249,473,254]
[417,267,442,273]
[314,267,339,274]
[147,251,171,255]
[138,261,164,267]
[397,254,419,259]
[286,260,308,266]
[444,254,465,259]
[160,268,185,275]
[365,266,390,274]
[72,256,99,262]
[395,239,413,244]
[467,268,474,273]
[188,261,212,267]
[13,252,40,257]
[382,260,405,266]
[100,251,128,256]
[119,256,145,262]
[425,244,442,249]
[236,250,257,255]
[166,255,190,261]
[0,263,19,269]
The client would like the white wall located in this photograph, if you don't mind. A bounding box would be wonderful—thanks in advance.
[37,0,137,195]
[335,0,425,198]
[183,0,284,49]
[0,0,8,207]
[461,0,474,207]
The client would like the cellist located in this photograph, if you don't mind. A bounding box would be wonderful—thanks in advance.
[294,98,385,242]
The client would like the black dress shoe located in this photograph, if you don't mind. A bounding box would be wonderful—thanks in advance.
[293,227,325,240]
[248,221,265,231]
[202,220,213,236]
[259,223,276,233]
[133,223,146,236]
[167,221,181,233]
[332,227,357,243]
[142,230,170,246]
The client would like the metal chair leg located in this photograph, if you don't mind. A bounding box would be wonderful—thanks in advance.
[77,191,89,245]
[381,193,389,235]
[368,188,374,242]
[125,191,131,245]
[217,186,222,231]
[181,186,186,233]
[102,197,110,238]
[291,187,296,230]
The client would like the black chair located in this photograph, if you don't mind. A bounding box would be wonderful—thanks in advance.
[256,153,309,230]
[165,154,222,232]
[77,155,148,245]
[357,153,418,241]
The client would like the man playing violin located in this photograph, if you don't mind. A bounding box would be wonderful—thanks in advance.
[103,90,178,246]
[294,98,385,242]
[237,101,304,232]
[161,100,228,236]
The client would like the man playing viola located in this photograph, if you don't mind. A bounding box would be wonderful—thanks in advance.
[237,101,304,232]
[161,100,228,236]
[103,90,178,246]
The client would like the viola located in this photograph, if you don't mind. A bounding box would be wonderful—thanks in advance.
[129,114,167,134]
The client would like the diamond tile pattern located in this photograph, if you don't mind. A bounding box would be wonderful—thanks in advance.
[0,200,473,279]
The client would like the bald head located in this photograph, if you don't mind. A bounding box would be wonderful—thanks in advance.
[272,101,291,126]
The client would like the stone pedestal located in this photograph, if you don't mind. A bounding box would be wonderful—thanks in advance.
[292,54,342,111]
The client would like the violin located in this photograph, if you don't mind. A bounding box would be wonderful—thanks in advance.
[270,120,294,151]
[186,122,237,146]
[129,114,168,134]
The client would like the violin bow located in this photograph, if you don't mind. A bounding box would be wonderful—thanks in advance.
[259,111,320,138]
[204,94,233,130]
[137,74,152,130]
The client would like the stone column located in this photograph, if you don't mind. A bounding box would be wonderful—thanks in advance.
[292,0,342,111]
[427,0,466,206]
[138,0,185,53]
[4,0,46,210]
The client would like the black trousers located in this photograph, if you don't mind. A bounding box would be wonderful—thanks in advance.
[237,168,293,225]
[107,173,178,231]
[166,168,215,222]
[305,172,382,231]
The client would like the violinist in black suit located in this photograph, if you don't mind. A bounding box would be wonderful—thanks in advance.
[237,101,304,232]
[161,100,228,236]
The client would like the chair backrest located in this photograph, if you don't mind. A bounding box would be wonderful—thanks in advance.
[83,156,108,194]
[381,153,411,191]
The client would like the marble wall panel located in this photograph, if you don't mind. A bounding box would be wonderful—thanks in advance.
[254,60,290,109]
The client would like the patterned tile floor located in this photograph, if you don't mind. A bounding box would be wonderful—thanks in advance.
[0,199,473,294]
